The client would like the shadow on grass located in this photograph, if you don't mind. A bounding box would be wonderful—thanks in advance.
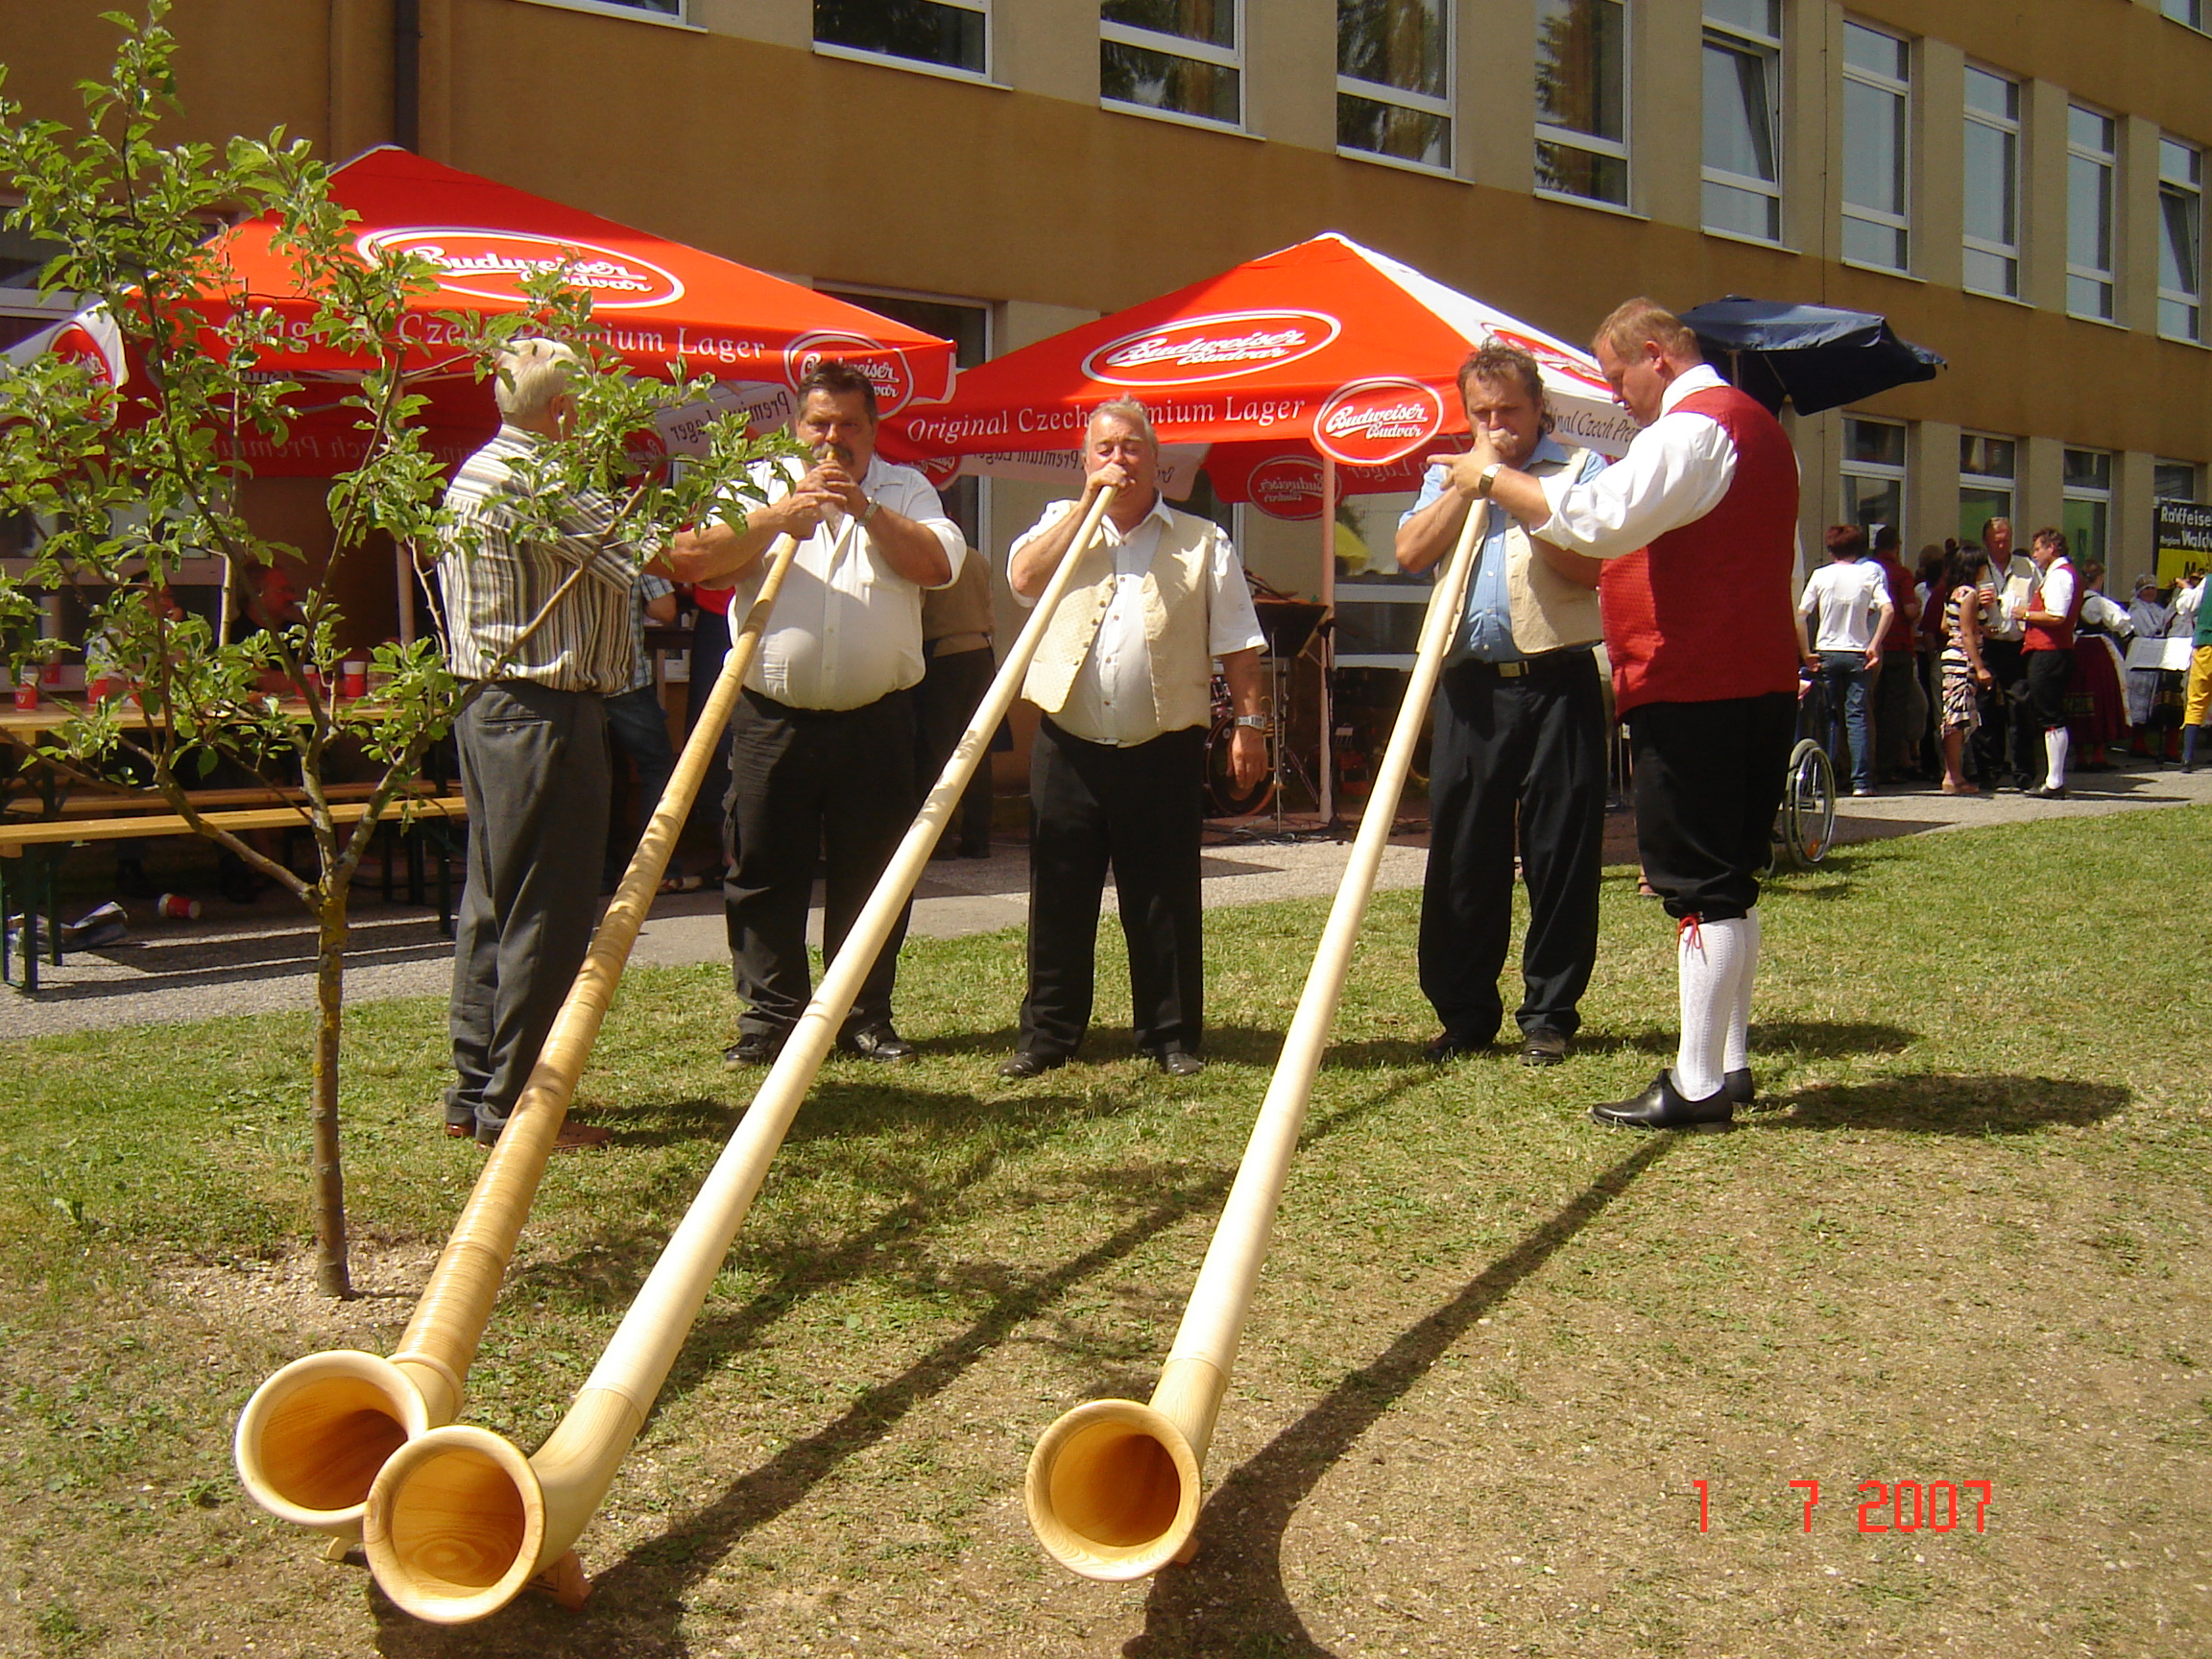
[914,1022,1291,1066]
[1123,1136,1676,1658]
[1755,1072,2128,1135]
[367,1070,1431,1656]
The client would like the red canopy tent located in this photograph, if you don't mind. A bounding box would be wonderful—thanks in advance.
[878,232,1634,817]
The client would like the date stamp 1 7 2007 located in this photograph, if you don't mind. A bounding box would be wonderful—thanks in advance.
[1692,1478,1993,1534]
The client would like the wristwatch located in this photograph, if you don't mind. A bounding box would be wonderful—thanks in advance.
[860,497,881,526]
[1232,713,1269,731]
[1474,462,1504,499]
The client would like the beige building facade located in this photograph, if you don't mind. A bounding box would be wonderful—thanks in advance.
[6,0,2209,618]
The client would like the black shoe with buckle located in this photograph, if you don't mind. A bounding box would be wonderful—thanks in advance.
[1154,1049,1204,1077]
[1423,1031,1484,1065]
[1520,1028,1570,1068]
[723,1032,782,1068]
[840,1022,917,1063]
[1589,1070,1735,1130]
[997,1049,1066,1080]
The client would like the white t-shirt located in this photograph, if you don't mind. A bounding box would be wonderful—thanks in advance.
[1798,558,1891,652]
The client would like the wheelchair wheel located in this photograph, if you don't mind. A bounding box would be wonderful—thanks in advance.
[1204,719,1275,818]
[1780,738,1837,867]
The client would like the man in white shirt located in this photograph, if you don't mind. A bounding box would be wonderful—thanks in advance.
[1795,524,1894,797]
[1971,517,2037,788]
[2018,527,2080,798]
[1461,298,1801,1131]
[673,361,964,1066]
[998,399,1268,1078]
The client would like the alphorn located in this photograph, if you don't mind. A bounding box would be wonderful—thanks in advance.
[1023,493,1493,1580]
[358,484,1123,1623]
[232,534,802,1545]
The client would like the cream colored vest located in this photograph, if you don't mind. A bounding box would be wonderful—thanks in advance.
[1022,505,1216,734]
[1502,445,1604,654]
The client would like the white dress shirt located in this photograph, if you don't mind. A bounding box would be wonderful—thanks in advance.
[1011,493,1266,747]
[726,455,964,711]
[2032,562,2076,629]
[1532,364,1742,560]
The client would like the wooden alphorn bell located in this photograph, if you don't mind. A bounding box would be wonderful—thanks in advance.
[357,485,1123,1623]
[1023,493,1493,1581]
[232,534,802,1546]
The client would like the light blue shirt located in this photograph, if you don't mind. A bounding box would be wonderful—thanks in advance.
[1400,434,1609,664]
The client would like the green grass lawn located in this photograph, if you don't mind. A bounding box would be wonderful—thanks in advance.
[1,808,2207,1657]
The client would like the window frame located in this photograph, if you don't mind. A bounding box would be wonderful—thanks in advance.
[812,0,993,84]
[514,0,699,29]
[1700,3,1785,246]
[2158,135,2204,345]
[2162,1,2207,35]
[1532,0,1633,211]
[1959,431,2017,545]
[1099,2,1246,133]
[1335,0,1455,176]
[1839,415,1909,536]
[2066,102,2120,324]
[1839,17,1911,275]
[1960,62,2022,300]
[2155,457,2203,503]
[2061,446,2114,568]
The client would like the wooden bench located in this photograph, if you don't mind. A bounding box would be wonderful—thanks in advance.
[1,796,468,993]
[0,781,444,819]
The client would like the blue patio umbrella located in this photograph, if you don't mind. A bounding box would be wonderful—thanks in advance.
[1679,296,1945,416]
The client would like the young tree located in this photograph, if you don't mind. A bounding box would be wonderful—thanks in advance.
[0,2,784,1295]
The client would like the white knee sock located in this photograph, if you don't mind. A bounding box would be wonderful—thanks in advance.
[1722,906,1760,1074]
[2044,727,2070,789]
[1672,916,1750,1101]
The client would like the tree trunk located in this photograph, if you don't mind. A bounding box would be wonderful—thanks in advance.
[309,885,353,1298]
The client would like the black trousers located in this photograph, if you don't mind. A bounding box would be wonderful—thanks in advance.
[1419,651,1606,1042]
[911,644,996,856]
[447,683,610,1134]
[1626,692,1795,923]
[1973,637,2027,781]
[1020,718,1206,1059]
[2024,645,2073,731]
[723,687,916,1040]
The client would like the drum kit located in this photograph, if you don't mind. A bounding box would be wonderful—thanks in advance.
[1204,577,1332,823]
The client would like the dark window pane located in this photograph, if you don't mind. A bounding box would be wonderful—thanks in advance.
[816,1,985,73]
[1102,0,1235,49]
[1845,419,1906,468]
[1337,0,1446,98]
[1102,39,1239,122]
[1337,92,1449,167]
[1703,0,1777,36]
[1537,139,1627,204]
[1534,0,1624,142]
[1704,39,1777,184]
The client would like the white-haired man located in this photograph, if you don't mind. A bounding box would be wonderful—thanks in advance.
[439,339,749,1147]
[998,399,1268,1078]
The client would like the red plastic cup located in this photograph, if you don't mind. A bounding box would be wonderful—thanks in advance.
[156,893,202,921]
[87,674,116,702]
[342,661,368,699]
[37,661,62,688]
[13,679,36,711]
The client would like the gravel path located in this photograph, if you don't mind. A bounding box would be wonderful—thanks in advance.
[3,758,2203,1041]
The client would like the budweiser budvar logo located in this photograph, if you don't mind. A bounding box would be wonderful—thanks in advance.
[356,228,685,310]
[1081,309,1342,388]
[784,330,917,416]
[1312,377,1445,466]
[1247,455,1324,521]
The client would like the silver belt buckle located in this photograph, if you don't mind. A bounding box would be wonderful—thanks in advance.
[1498,660,1527,679]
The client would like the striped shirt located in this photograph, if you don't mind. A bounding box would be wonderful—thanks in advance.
[628,571,676,692]
[436,425,649,692]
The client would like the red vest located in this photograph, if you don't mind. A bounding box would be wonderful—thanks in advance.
[2023,558,2082,651]
[1598,384,1802,715]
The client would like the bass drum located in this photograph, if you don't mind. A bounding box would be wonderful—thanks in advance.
[1204,717,1275,818]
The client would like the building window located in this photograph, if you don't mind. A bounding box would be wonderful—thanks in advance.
[1961,65,2021,299]
[1840,19,1910,272]
[2159,137,2204,344]
[1702,0,1783,242]
[1533,0,1629,207]
[1840,417,1907,534]
[1337,0,1452,170]
[1959,433,2016,544]
[2068,105,2119,322]
[2062,447,2112,567]
[2164,1,2206,33]
[1101,2,1240,128]
[815,1,987,76]
[2156,457,2202,502]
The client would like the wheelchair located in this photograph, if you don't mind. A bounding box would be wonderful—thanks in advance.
[1771,668,1838,869]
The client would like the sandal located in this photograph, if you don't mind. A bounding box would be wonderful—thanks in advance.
[657,872,705,895]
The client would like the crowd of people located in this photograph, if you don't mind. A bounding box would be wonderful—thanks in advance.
[430,303,2206,1151]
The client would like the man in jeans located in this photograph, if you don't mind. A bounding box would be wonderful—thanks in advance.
[1797,524,1893,797]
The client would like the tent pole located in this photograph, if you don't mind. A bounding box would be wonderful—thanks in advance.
[1318,455,1336,826]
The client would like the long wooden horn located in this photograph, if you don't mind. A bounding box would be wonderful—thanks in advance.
[232,534,802,1544]
[1024,493,1492,1580]
[358,485,1122,1623]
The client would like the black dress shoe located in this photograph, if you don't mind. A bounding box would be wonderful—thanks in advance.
[1520,1028,1570,1068]
[722,1032,782,1068]
[1155,1050,1204,1077]
[840,1023,917,1063]
[1722,1067,1756,1106]
[1423,1031,1484,1064]
[997,1049,1066,1079]
[1589,1070,1734,1130]
[2025,783,2068,800]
